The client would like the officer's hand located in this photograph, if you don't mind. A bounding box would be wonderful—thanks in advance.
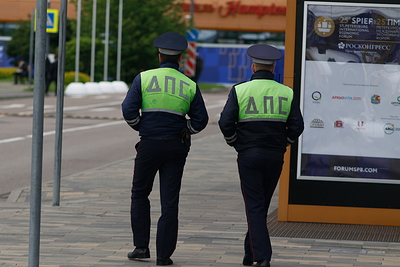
[224,133,237,147]
[226,140,236,147]
[286,137,295,146]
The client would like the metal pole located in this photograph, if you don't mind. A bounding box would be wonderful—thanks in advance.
[103,0,110,81]
[75,0,81,82]
[46,0,51,54]
[28,8,34,87]
[190,0,194,27]
[52,0,68,207]
[28,0,47,265]
[116,0,122,81]
[90,0,97,82]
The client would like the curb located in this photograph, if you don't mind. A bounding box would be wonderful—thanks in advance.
[0,92,34,100]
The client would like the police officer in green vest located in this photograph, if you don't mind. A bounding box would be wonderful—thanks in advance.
[219,44,304,267]
[122,32,208,266]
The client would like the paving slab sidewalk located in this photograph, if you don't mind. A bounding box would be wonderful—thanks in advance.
[1,130,400,266]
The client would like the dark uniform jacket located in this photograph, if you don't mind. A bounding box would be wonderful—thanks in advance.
[122,60,209,138]
[219,70,304,160]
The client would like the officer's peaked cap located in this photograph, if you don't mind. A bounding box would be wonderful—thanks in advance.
[247,44,282,65]
[153,32,188,55]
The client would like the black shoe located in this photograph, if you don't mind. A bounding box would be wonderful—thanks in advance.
[127,247,150,259]
[156,257,173,265]
[242,254,253,266]
[255,259,270,266]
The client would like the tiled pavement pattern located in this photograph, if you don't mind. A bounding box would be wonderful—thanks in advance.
[1,133,400,266]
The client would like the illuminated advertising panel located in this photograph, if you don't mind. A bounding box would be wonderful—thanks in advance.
[298,1,400,185]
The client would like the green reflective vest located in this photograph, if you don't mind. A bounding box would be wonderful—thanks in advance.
[141,68,196,116]
[235,79,294,122]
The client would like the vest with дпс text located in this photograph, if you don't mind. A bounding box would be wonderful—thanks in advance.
[235,79,294,122]
[140,68,196,117]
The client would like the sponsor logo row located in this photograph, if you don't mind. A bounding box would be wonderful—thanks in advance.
[338,42,391,51]
[310,118,400,135]
[311,91,400,106]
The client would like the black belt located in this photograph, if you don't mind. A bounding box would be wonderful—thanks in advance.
[141,134,181,140]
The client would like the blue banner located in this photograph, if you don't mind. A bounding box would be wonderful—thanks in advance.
[0,40,13,67]
[196,44,284,85]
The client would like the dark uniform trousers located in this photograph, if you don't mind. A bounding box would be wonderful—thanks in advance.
[130,138,188,259]
[237,155,283,262]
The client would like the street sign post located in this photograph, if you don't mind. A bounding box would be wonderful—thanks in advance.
[185,29,199,77]
[186,28,199,42]
[34,9,59,33]
[46,9,59,33]
[29,0,47,266]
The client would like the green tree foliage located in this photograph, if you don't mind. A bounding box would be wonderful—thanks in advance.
[6,21,31,65]
[6,18,74,66]
[79,0,187,83]
[64,37,105,81]
[6,0,188,83]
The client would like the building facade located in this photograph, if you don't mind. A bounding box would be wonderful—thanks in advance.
[0,0,286,39]
[181,0,286,32]
[0,0,287,83]
[0,0,76,23]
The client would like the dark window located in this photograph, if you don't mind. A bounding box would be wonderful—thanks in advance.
[0,22,19,37]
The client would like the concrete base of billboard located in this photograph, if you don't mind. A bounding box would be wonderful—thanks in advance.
[278,200,400,226]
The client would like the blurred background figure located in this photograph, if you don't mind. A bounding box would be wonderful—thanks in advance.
[192,55,203,82]
[13,60,29,84]
[45,54,58,96]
